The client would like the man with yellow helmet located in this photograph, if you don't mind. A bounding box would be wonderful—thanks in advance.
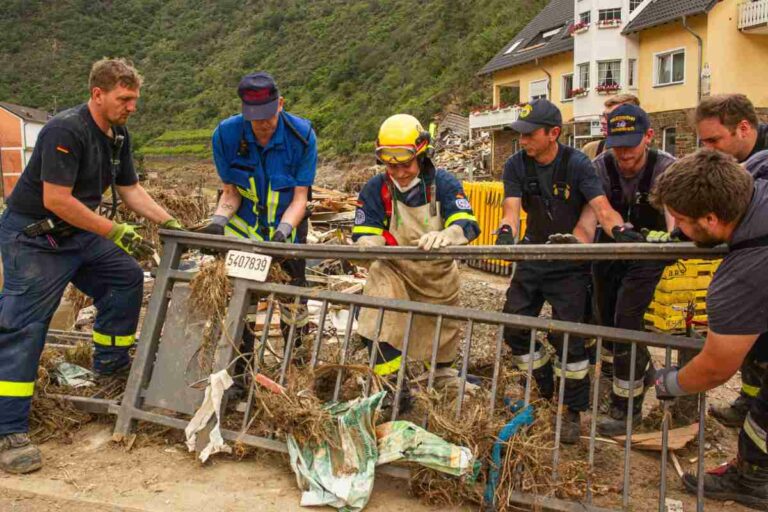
[352,114,480,401]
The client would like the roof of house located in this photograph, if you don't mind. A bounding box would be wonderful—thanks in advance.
[0,102,50,124]
[623,0,719,34]
[479,0,573,76]
[437,113,469,138]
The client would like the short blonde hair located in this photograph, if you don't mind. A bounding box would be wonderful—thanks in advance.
[604,94,640,108]
[89,58,143,93]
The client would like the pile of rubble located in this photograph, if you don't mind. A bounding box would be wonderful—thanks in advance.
[433,129,491,181]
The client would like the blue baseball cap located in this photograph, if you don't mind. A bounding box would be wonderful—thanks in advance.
[510,99,563,134]
[238,72,280,121]
[606,104,651,148]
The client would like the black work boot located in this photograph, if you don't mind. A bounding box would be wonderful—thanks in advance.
[558,409,582,445]
[682,460,768,510]
[597,403,642,437]
[710,395,752,428]
[0,433,42,474]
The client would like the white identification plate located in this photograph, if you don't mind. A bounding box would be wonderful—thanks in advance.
[225,250,272,282]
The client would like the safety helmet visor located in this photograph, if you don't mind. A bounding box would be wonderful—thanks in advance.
[375,145,418,165]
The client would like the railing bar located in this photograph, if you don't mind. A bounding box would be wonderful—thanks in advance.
[391,312,414,421]
[309,300,329,370]
[586,337,603,504]
[696,392,706,512]
[622,343,638,510]
[455,319,474,419]
[426,315,444,392]
[364,308,386,398]
[523,329,537,406]
[658,346,673,512]
[332,304,357,403]
[277,296,301,387]
[552,332,570,483]
[489,326,505,415]
[241,294,275,433]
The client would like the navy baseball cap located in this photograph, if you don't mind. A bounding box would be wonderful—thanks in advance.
[238,72,280,120]
[510,99,563,134]
[606,104,651,148]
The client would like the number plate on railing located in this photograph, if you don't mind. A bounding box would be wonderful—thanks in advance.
[225,250,272,282]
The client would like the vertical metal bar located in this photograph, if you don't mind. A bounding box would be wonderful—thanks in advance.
[586,337,603,504]
[523,329,537,406]
[552,332,570,483]
[489,326,505,415]
[256,295,276,368]
[390,312,414,421]
[658,346,672,512]
[696,392,706,512]
[332,304,357,403]
[278,296,301,387]
[242,293,275,432]
[622,343,638,510]
[309,300,329,370]
[455,320,474,419]
[425,315,444,392]
[363,308,385,397]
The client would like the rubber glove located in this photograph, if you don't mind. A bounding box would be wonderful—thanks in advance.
[195,215,228,236]
[107,222,155,259]
[417,224,468,251]
[160,218,185,231]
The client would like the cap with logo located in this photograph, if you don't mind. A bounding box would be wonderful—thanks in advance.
[605,104,651,148]
[238,72,280,121]
[510,99,563,134]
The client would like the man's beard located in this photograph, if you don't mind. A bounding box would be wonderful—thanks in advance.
[693,234,723,248]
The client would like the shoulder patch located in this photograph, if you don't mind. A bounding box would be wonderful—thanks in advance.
[56,145,70,154]
[355,209,366,225]
[456,198,471,210]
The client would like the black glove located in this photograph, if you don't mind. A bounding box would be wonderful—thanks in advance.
[612,223,645,243]
[495,224,516,246]
[195,215,228,236]
[271,222,293,243]
[654,366,686,400]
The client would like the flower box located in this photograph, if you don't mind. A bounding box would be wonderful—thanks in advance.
[569,22,590,36]
[595,84,621,95]
[597,19,622,29]
[571,88,589,98]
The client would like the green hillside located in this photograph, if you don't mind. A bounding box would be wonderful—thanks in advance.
[0,0,545,155]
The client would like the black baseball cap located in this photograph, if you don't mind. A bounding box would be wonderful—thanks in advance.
[510,99,563,134]
[606,104,651,148]
[238,72,280,121]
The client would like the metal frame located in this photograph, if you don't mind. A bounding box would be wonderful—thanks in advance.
[57,231,723,512]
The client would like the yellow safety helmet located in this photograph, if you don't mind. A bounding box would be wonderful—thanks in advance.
[375,114,431,165]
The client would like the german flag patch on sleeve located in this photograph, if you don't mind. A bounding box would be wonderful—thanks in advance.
[55,145,70,154]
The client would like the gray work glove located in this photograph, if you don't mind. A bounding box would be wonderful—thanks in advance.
[196,215,229,236]
[416,225,469,251]
[271,222,294,243]
[547,233,580,244]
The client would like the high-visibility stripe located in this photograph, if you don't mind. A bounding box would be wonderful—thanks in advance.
[267,186,279,238]
[612,377,645,398]
[352,226,385,236]
[374,356,403,376]
[744,412,768,454]
[444,212,477,228]
[93,331,135,347]
[742,383,761,398]
[516,351,550,371]
[601,353,615,364]
[554,359,590,380]
[225,225,247,238]
[0,380,34,397]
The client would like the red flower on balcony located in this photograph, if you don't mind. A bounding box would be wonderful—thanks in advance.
[571,87,588,97]
[596,83,621,94]
[569,21,590,35]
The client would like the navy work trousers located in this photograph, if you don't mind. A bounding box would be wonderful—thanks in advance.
[0,210,143,435]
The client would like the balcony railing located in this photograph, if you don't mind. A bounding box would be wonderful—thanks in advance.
[739,0,768,31]
[469,106,522,130]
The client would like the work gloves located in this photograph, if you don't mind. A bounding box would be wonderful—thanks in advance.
[641,229,680,243]
[160,218,185,231]
[271,222,294,243]
[417,225,469,251]
[653,366,687,400]
[495,224,516,246]
[611,223,645,243]
[107,222,155,260]
[195,215,228,236]
[547,233,580,244]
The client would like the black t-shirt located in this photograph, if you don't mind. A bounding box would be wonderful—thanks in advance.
[746,123,768,161]
[7,103,138,218]
[706,180,768,335]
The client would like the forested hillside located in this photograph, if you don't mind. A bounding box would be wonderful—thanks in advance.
[0,0,545,154]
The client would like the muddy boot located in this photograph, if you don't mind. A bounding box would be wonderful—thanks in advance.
[558,409,582,445]
[710,395,752,428]
[597,404,642,437]
[682,460,768,510]
[0,433,42,475]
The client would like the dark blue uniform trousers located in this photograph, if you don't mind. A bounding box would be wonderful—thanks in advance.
[0,210,143,434]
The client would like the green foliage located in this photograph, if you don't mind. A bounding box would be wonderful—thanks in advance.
[153,129,213,143]
[137,144,210,157]
[0,0,546,156]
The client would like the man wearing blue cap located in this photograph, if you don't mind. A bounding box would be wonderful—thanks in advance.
[201,72,317,344]
[578,104,676,435]
[496,99,636,444]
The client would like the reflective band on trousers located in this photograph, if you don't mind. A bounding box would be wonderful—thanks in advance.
[601,352,614,364]
[516,350,550,371]
[554,359,590,380]
[374,356,403,376]
[744,412,768,454]
[613,377,645,398]
[0,380,35,397]
[743,383,761,398]
[93,331,136,347]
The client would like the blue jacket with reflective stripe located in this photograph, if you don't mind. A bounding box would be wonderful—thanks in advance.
[212,112,317,239]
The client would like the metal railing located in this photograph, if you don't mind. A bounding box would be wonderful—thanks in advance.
[57,231,727,512]
[739,0,768,30]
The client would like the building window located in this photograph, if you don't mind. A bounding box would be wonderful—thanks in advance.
[579,11,591,24]
[630,0,643,12]
[562,74,574,101]
[530,79,548,101]
[663,127,677,156]
[598,60,622,87]
[578,62,590,90]
[628,59,637,88]
[598,8,622,22]
[567,134,575,147]
[655,49,685,86]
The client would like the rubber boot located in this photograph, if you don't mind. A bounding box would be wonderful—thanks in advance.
[711,395,752,428]
[0,433,42,475]
[682,460,768,510]
[559,409,582,445]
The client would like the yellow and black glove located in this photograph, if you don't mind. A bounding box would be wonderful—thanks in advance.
[160,218,185,231]
[107,222,155,260]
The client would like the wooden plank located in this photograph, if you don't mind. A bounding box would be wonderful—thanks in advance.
[612,423,699,452]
